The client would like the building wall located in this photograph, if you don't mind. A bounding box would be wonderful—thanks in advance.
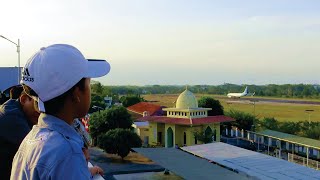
[206,123,221,142]
[139,127,149,144]
[157,123,165,146]
[146,122,221,147]
[174,125,184,146]
[188,126,202,146]
[215,123,221,142]
[148,122,158,145]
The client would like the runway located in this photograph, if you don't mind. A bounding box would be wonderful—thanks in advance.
[222,97,320,105]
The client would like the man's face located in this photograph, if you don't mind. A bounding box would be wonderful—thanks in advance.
[20,94,40,125]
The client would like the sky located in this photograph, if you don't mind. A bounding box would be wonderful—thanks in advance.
[1,0,320,86]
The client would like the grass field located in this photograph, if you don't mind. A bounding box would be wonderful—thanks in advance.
[142,94,320,122]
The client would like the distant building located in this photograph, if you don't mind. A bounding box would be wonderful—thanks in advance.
[0,67,21,92]
[131,89,235,148]
[104,96,112,108]
[127,102,165,144]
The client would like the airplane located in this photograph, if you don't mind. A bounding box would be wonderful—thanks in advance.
[227,86,250,98]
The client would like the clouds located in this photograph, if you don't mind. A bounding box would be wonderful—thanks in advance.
[1,0,320,85]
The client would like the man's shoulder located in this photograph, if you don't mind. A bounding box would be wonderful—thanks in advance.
[18,128,83,168]
[28,127,82,154]
[0,100,23,119]
[0,100,29,144]
[12,128,88,180]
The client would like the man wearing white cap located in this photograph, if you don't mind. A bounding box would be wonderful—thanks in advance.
[10,44,110,180]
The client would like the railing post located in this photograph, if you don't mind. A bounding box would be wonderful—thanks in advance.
[307,147,309,167]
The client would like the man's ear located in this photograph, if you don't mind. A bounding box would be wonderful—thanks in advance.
[19,94,30,106]
[71,87,81,103]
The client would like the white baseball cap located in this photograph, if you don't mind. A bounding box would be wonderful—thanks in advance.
[21,44,111,103]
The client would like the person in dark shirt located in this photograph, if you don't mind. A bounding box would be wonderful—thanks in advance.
[9,85,24,99]
[0,92,9,105]
[0,88,40,180]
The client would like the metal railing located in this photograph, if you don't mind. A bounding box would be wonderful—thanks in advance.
[223,127,320,170]
[288,153,320,170]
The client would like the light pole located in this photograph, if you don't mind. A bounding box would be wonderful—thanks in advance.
[305,109,314,129]
[0,35,20,83]
[250,99,258,116]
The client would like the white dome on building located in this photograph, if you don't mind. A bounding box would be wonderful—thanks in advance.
[176,89,198,109]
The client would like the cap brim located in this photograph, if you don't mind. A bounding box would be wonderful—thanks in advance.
[86,59,111,78]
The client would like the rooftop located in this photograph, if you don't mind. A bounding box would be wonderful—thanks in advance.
[133,148,248,180]
[127,102,164,116]
[257,129,320,150]
[182,142,320,180]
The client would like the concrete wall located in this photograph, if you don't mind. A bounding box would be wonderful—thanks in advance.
[147,122,221,147]
[139,127,149,144]
[148,122,158,145]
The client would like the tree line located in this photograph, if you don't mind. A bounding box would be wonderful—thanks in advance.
[92,82,320,99]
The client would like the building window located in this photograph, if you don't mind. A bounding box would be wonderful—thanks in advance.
[184,132,187,145]
[195,137,198,144]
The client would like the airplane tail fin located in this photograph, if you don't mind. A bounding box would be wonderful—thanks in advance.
[243,86,248,94]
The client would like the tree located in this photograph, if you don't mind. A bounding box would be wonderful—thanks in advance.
[90,93,106,113]
[99,129,142,159]
[305,126,320,140]
[193,130,214,144]
[260,117,279,131]
[89,106,133,141]
[120,95,144,107]
[91,82,104,95]
[278,121,300,135]
[198,96,224,115]
[226,110,257,130]
[88,111,106,142]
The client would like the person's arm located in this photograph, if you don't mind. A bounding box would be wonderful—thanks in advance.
[83,147,104,177]
[89,165,104,176]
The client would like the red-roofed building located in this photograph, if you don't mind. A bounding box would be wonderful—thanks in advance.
[132,88,235,148]
[127,102,165,117]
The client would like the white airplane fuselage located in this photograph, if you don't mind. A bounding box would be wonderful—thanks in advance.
[227,87,248,98]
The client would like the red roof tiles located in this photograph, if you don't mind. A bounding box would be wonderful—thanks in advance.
[127,102,164,116]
